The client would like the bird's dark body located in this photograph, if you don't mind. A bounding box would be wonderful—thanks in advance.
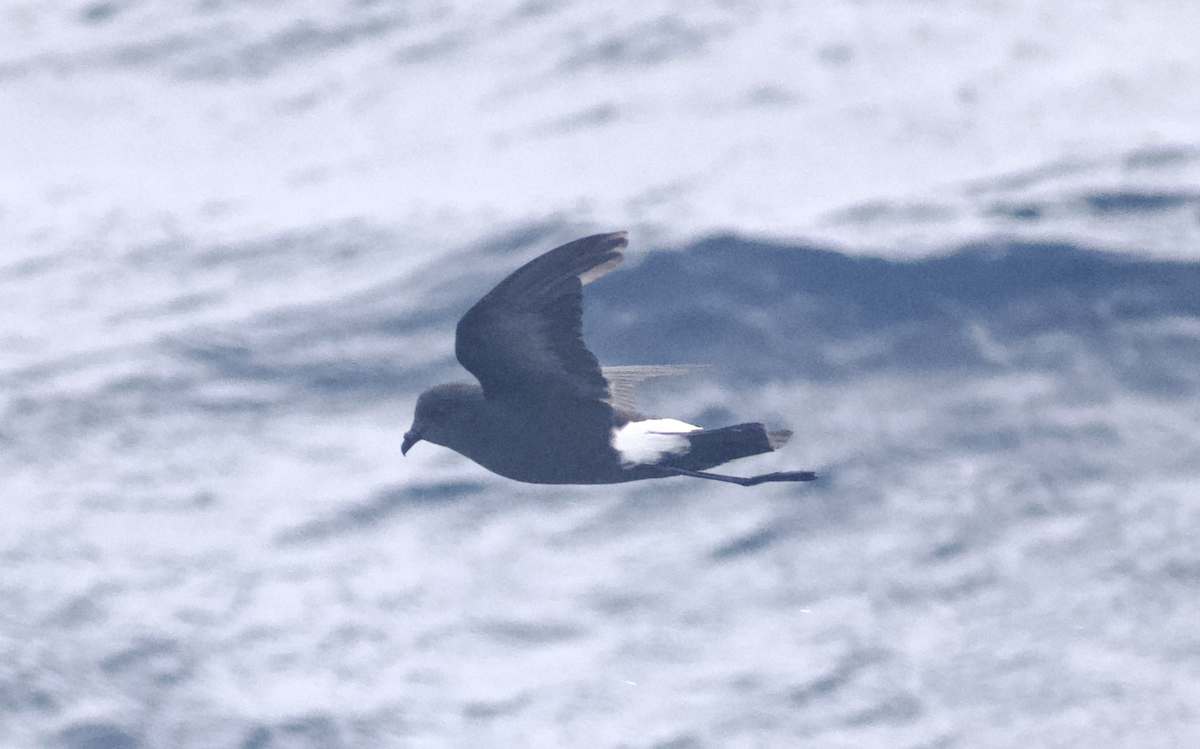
[412,381,788,484]
[440,388,627,484]
[402,232,816,486]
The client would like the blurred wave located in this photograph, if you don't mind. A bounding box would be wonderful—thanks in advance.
[587,236,1200,394]
[4,225,1200,747]
[10,228,1197,468]
[4,0,1200,745]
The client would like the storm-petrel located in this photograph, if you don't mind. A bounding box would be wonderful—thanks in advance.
[401,232,816,486]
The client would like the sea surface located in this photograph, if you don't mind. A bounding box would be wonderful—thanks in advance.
[3,2,1200,748]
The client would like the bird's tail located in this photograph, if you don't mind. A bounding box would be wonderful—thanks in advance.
[665,423,791,472]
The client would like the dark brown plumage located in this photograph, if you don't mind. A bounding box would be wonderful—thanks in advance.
[402,232,816,486]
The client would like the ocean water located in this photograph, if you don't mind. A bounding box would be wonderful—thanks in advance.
[3,2,1200,748]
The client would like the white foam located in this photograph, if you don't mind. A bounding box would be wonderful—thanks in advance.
[4,1,1198,260]
[611,418,701,467]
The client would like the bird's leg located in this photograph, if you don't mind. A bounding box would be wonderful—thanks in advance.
[661,468,817,486]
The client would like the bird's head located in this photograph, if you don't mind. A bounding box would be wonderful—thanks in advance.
[402,382,485,456]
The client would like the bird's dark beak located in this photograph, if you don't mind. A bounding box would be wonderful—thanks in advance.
[401,429,421,456]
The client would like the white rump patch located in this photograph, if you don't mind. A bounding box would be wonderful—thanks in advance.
[612,418,701,467]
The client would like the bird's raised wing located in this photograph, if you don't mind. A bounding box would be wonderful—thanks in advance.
[456,232,626,401]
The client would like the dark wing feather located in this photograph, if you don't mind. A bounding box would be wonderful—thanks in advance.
[456,232,626,401]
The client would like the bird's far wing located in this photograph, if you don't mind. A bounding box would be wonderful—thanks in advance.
[602,365,707,413]
[456,232,626,401]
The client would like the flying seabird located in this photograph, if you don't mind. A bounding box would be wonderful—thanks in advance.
[401,232,817,486]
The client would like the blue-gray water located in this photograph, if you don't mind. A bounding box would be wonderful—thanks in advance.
[3,2,1200,747]
[4,228,1199,748]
